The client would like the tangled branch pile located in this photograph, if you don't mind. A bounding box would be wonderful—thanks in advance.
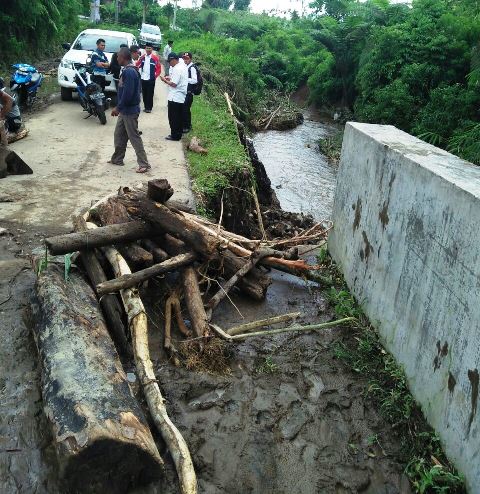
[43,179,348,494]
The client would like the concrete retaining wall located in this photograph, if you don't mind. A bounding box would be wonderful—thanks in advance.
[329,122,480,492]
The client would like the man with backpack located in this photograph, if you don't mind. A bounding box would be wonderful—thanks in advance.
[108,47,151,174]
[181,52,202,134]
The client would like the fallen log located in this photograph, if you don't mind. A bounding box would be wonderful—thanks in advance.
[96,198,153,269]
[182,266,210,338]
[45,221,153,255]
[32,262,163,493]
[100,243,198,494]
[73,215,131,359]
[122,195,220,257]
[96,253,197,296]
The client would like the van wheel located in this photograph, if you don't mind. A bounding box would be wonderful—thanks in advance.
[61,87,73,101]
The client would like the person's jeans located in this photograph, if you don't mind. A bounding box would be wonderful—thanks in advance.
[111,113,150,168]
[167,101,184,140]
[183,92,194,130]
[141,79,156,111]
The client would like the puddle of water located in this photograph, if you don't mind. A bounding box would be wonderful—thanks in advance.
[253,113,337,220]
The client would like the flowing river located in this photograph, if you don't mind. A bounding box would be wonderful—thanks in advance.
[253,112,338,220]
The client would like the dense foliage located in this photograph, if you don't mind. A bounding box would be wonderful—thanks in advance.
[170,0,480,162]
[0,0,88,65]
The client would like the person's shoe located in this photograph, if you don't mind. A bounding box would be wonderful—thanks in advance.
[136,166,151,174]
[139,131,143,136]
[107,160,125,166]
[144,109,152,113]
[165,135,180,141]
[183,128,191,133]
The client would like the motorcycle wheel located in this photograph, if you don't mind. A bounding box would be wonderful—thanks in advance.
[97,109,107,125]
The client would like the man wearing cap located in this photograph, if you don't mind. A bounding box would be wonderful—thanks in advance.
[160,52,188,141]
[137,43,161,113]
[163,40,173,76]
[182,52,198,134]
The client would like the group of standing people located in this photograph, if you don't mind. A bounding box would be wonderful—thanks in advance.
[90,38,201,173]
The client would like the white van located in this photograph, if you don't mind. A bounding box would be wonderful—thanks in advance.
[138,24,162,49]
[58,28,137,100]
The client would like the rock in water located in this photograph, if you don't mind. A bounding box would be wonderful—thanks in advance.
[32,263,163,493]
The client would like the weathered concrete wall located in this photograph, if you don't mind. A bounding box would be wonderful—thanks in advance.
[329,122,480,492]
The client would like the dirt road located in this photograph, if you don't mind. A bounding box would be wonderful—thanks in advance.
[0,83,193,230]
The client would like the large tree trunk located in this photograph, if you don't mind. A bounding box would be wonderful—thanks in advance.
[32,263,163,493]
[73,215,132,359]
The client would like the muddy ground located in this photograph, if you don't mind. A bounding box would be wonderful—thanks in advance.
[1,84,412,493]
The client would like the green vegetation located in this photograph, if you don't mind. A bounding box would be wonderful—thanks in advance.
[255,355,279,374]
[319,259,465,492]
[187,92,250,204]
[0,0,88,67]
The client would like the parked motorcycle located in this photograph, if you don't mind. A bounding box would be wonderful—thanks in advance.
[10,63,43,107]
[74,66,108,125]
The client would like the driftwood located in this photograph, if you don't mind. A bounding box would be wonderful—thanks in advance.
[99,242,198,494]
[206,249,274,319]
[147,179,174,203]
[182,266,210,338]
[73,215,131,359]
[226,311,301,336]
[45,221,153,255]
[33,262,163,493]
[96,253,197,296]
[187,137,208,155]
[96,198,153,269]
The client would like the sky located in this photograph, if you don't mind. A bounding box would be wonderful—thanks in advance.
[160,0,311,16]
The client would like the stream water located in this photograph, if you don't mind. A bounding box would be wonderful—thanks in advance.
[253,112,337,220]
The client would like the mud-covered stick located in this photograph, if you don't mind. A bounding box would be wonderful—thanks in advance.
[229,318,355,341]
[226,312,302,336]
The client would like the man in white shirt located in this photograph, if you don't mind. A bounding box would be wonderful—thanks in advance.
[160,52,187,141]
[181,52,198,133]
[162,40,173,76]
[136,43,161,113]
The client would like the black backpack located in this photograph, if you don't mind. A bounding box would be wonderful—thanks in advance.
[188,64,203,95]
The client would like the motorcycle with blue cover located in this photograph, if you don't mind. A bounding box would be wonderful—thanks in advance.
[74,66,108,125]
[10,63,43,107]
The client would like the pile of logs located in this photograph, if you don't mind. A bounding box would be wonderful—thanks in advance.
[39,179,347,493]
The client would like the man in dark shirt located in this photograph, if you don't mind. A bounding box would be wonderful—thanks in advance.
[108,47,151,173]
